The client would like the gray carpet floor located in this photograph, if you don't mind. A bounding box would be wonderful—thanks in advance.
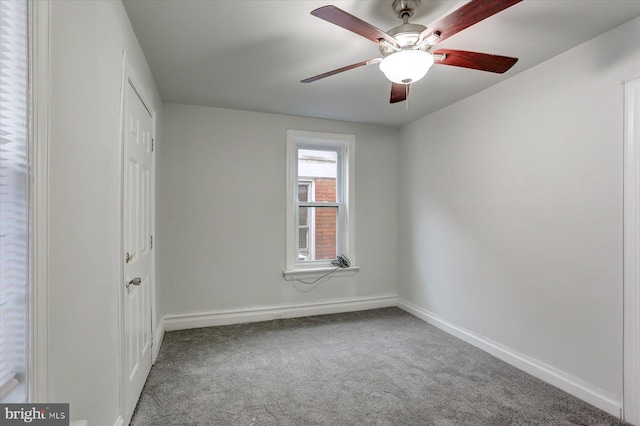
[131,307,627,425]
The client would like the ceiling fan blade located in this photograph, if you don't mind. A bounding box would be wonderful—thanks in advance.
[301,58,381,83]
[311,5,398,47]
[390,83,408,104]
[433,49,518,73]
[420,0,522,44]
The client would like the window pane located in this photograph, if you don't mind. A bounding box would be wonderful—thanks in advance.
[297,206,337,261]
[299,206,308,226]
[314,207,337,260]
[298,149,337,203]
[298,226,309,260]
[297,206,311,260]
[0,0,29,403]
[298,183,309,202]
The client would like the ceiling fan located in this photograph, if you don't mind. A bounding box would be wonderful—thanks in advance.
[301,0,522,103]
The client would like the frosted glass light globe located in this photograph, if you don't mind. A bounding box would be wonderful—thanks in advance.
[379,50,434,84]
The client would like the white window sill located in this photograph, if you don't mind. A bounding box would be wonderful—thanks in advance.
[283,266,360,281]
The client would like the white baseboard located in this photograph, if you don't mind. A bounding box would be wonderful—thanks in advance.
[113,416,124,426]
[152,320,165,363]
[163,294,398,332]
[397,298,622,418]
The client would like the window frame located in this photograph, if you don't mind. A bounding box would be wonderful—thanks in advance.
[285,130,358,279]
[297,179,315,261]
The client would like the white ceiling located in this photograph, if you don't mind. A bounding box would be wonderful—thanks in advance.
[123,0,640,128]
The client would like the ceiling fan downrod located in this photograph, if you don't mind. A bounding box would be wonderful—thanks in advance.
[392,0,420,20]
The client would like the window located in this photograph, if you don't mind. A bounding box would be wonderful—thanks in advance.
[297,180,314,261]
[0,0,31,403]
[285,130,357,278]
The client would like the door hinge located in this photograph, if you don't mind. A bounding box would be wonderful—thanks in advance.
[150,235,153,249]
[151,138,154,152]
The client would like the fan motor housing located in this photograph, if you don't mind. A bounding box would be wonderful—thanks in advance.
[379,22,428,56]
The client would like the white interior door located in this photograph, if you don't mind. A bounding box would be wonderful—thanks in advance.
[123,79,153,423]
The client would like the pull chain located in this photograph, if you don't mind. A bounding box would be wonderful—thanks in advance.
[405,84,409,112]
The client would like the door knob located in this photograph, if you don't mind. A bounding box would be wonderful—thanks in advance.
[127,277,142,289]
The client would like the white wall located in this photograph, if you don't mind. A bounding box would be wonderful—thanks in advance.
[48,1,161,424]
[157,104,398,319]
[398,16,640,408]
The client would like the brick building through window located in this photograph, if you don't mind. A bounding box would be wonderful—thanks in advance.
[313,177,337,260]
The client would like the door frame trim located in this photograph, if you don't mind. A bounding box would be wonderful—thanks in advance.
[623,76,640,424]
[118,55,157,425]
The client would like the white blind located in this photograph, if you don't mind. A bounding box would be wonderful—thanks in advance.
[0,0,30,403]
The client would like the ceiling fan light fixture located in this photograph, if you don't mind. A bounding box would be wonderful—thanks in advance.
[379,50,434,84]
